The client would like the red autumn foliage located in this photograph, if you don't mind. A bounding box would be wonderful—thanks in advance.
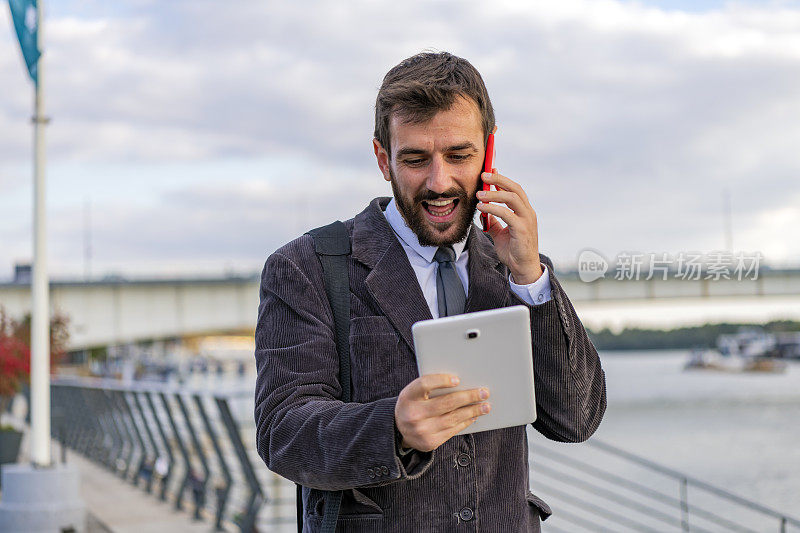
[0,307,69,401]
[0,335,30,398]
[0,309,31,398]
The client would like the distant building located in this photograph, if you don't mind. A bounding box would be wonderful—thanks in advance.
[13,263,31,284]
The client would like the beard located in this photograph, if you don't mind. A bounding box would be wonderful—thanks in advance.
[389,167,479,247]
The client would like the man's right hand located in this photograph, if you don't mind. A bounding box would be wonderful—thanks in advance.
[394,374,491,453]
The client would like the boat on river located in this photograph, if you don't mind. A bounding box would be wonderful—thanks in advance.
[685,329,790,373]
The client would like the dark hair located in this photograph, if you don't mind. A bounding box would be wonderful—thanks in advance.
[374,51,495,156]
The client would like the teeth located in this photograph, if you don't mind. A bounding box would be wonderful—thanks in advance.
[427,199,454,207]
[426,204,455,217]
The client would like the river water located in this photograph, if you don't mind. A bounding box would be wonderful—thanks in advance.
[531,350,800,519]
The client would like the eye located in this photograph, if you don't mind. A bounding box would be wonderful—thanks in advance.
[449,154,472,162]
[403,158,426,167]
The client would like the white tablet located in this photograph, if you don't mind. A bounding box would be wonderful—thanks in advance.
[411,305,537,435]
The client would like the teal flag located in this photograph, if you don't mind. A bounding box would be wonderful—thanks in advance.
[8,0,40,84]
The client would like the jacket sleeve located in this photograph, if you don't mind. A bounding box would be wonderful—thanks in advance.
[254,239,432,491]
[514,253,607,442]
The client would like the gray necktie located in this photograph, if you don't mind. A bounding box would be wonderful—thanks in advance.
[434,246,466,317]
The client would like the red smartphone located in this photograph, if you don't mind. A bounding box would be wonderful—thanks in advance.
[480,132,495,231]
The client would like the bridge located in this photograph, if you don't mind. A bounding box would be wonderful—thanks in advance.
[1,267,800,351]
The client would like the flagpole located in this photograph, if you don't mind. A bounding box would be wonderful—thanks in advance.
[30,0,51,468]
[1,3,85,527]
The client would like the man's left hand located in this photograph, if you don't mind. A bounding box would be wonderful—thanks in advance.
[476,171,543,284]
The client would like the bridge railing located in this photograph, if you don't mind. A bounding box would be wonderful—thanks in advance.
[49,378,265,532]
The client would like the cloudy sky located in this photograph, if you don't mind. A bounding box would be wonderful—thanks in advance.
[1,0,798,280]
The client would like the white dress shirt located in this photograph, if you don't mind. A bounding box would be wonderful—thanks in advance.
[383,199,552,319]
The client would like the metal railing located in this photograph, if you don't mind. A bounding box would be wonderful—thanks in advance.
[49,379,265,532]
[530,438,800,532]
[20,377,798,532]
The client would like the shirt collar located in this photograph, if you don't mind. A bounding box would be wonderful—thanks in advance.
[384,197,469,263]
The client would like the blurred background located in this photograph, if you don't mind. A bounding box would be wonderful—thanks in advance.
[1,0,798,531]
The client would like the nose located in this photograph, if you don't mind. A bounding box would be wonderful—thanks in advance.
[425,154,455,195]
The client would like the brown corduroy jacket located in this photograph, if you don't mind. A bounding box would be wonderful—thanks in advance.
[254,197,606,532]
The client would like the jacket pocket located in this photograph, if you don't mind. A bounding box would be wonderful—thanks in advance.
[309,488,384,520]
[341,488,384,518]
[303,489,384,531]
[526,491,552,521]
[349,316,406,403]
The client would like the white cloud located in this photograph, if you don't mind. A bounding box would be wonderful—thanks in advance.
[1,0,799,277]
[34,157,389,277]
[738,197,800,264]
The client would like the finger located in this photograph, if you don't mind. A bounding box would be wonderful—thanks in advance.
[431,416,479,445]
[404,373,460,400]
[481,172,529,205]
[433,401,491,433]
[425,387,489,417]
[476,201,519,228]
[476,189,529,216]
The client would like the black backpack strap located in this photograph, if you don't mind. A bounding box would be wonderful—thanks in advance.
[308,220,352,403]
[296,484,304,532]
[297,220,352,533]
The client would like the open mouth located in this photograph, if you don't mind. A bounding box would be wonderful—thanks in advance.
[422,198,459,219]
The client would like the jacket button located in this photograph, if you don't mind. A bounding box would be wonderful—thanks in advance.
[459,507,474,521]
[381,466,389,475]
[457,453,471,467]
[368,468,375,478]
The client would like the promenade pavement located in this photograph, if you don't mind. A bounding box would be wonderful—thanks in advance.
[11,428,212,533]
[71,451,211,533]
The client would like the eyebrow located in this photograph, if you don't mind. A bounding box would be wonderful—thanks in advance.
[395,142,480,158]
[447,142,480,152]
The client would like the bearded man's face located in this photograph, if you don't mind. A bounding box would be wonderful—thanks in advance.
[374,96,485,246]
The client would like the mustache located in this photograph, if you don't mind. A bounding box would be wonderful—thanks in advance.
[414,187,468,203]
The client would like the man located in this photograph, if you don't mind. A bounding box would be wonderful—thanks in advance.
[255,52,606,531]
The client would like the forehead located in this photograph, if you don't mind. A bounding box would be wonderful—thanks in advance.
[389,96,483,152]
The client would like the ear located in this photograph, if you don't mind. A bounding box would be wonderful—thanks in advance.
[373,138,392,182]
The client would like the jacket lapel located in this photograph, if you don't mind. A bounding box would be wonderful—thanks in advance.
[352,198,432,352]
[464,226,508,313]
[351,198,509,351]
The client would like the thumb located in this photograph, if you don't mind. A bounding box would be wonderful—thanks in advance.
[485,214,503,240]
